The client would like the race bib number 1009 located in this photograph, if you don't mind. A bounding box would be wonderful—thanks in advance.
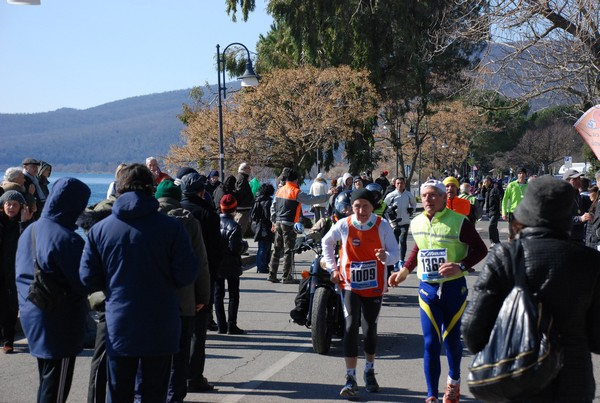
[349,260,378,290]
[418,248,447,282]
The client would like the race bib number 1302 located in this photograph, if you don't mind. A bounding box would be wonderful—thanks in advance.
[418,248,447,282]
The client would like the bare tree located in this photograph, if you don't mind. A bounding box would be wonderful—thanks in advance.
[500,121,583,174]
[437,0,600,112]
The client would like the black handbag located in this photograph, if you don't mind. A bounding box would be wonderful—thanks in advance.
[26,225,70,312]
[467,240,563,402]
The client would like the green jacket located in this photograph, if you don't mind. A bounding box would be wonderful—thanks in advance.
[501,180,527,216]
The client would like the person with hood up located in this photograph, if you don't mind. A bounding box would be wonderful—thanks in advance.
[79,164,199,402]
[15,177,90,402]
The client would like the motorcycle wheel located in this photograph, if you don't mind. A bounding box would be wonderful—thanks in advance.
[311,286,336,354]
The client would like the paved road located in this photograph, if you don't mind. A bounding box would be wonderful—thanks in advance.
[2,218,600,402]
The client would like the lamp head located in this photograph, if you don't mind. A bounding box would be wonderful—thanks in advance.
[239,60,259,87]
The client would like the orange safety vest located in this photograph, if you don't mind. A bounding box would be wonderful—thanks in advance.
[273,182,302,223]
[446,196,471,217]
[339,216,386,298]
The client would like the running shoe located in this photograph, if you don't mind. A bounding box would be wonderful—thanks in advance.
[363,369,379,393]
[339,374,358,397]
[425,397,439,403]
[443,381,460,403]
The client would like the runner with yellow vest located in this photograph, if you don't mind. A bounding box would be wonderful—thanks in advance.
[322,188,399,397]
[388,180,487,403]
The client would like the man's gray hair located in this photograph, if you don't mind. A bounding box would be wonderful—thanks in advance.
[595,170,600,182]
[238,162,250,173]
[145,156,157,165]
[4,167,23,183]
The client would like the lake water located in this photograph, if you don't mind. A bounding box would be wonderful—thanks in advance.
[49,173,315,207]
[51,172,114,206]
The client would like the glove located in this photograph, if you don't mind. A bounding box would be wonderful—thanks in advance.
[407,207,414,215]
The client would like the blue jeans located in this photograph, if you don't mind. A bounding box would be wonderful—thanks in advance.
[256,239,272,273]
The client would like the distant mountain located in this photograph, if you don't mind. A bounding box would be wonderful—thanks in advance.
[0,88,211,173]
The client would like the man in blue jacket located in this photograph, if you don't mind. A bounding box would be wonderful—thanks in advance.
[80,163,199,403]
[15,177,91,403]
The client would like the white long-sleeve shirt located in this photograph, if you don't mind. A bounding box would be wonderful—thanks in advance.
[384,189,417,227]
[322,213,400,272]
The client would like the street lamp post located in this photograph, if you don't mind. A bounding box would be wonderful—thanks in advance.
[216,42,259,182]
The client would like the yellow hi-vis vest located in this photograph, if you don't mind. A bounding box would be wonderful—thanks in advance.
[410,208,468,283]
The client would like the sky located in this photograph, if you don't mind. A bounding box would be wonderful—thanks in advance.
[0,0,273,113]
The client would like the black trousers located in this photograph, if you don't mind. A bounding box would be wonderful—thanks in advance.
[87,312,107,403]
[188,306,209,384]
[107,355,171,403]
[37,356,76,403]
[342,291,382,358]
[214,276,241,330]
[167,316,194,403]
[488,213,500,243]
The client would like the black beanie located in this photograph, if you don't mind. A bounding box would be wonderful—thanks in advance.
[286,168,298,182]
[350,188,376,208]
[513,175,574,232]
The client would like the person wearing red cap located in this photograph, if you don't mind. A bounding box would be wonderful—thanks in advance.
[374,171,390,189]
[216,194,248,335]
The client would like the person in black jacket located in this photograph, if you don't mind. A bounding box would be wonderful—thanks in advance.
[216,194,248,335]
[212,175,237,213]
[0,191,33,354]
[484,176,502,246]
[234,163,255,237]
[251,183,275,274]
[180,172,222,392]
[462,175,600,402]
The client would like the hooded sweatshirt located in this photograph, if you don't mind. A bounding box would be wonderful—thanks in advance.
[15,177,91,359]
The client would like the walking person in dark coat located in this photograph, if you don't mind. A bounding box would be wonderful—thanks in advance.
[462,175,600,402]
[484,176,502,246]
[251,183,275,274]
[15,178,90,402]
[215,194,248,334]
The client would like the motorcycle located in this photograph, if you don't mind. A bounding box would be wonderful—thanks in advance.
[290,230,344,355]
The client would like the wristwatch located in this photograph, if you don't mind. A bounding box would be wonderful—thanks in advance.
[459,263,468,272]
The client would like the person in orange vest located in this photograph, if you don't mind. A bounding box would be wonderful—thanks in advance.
[443,177,471,218]
[268,168,332,284]
[322,188,399,397]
